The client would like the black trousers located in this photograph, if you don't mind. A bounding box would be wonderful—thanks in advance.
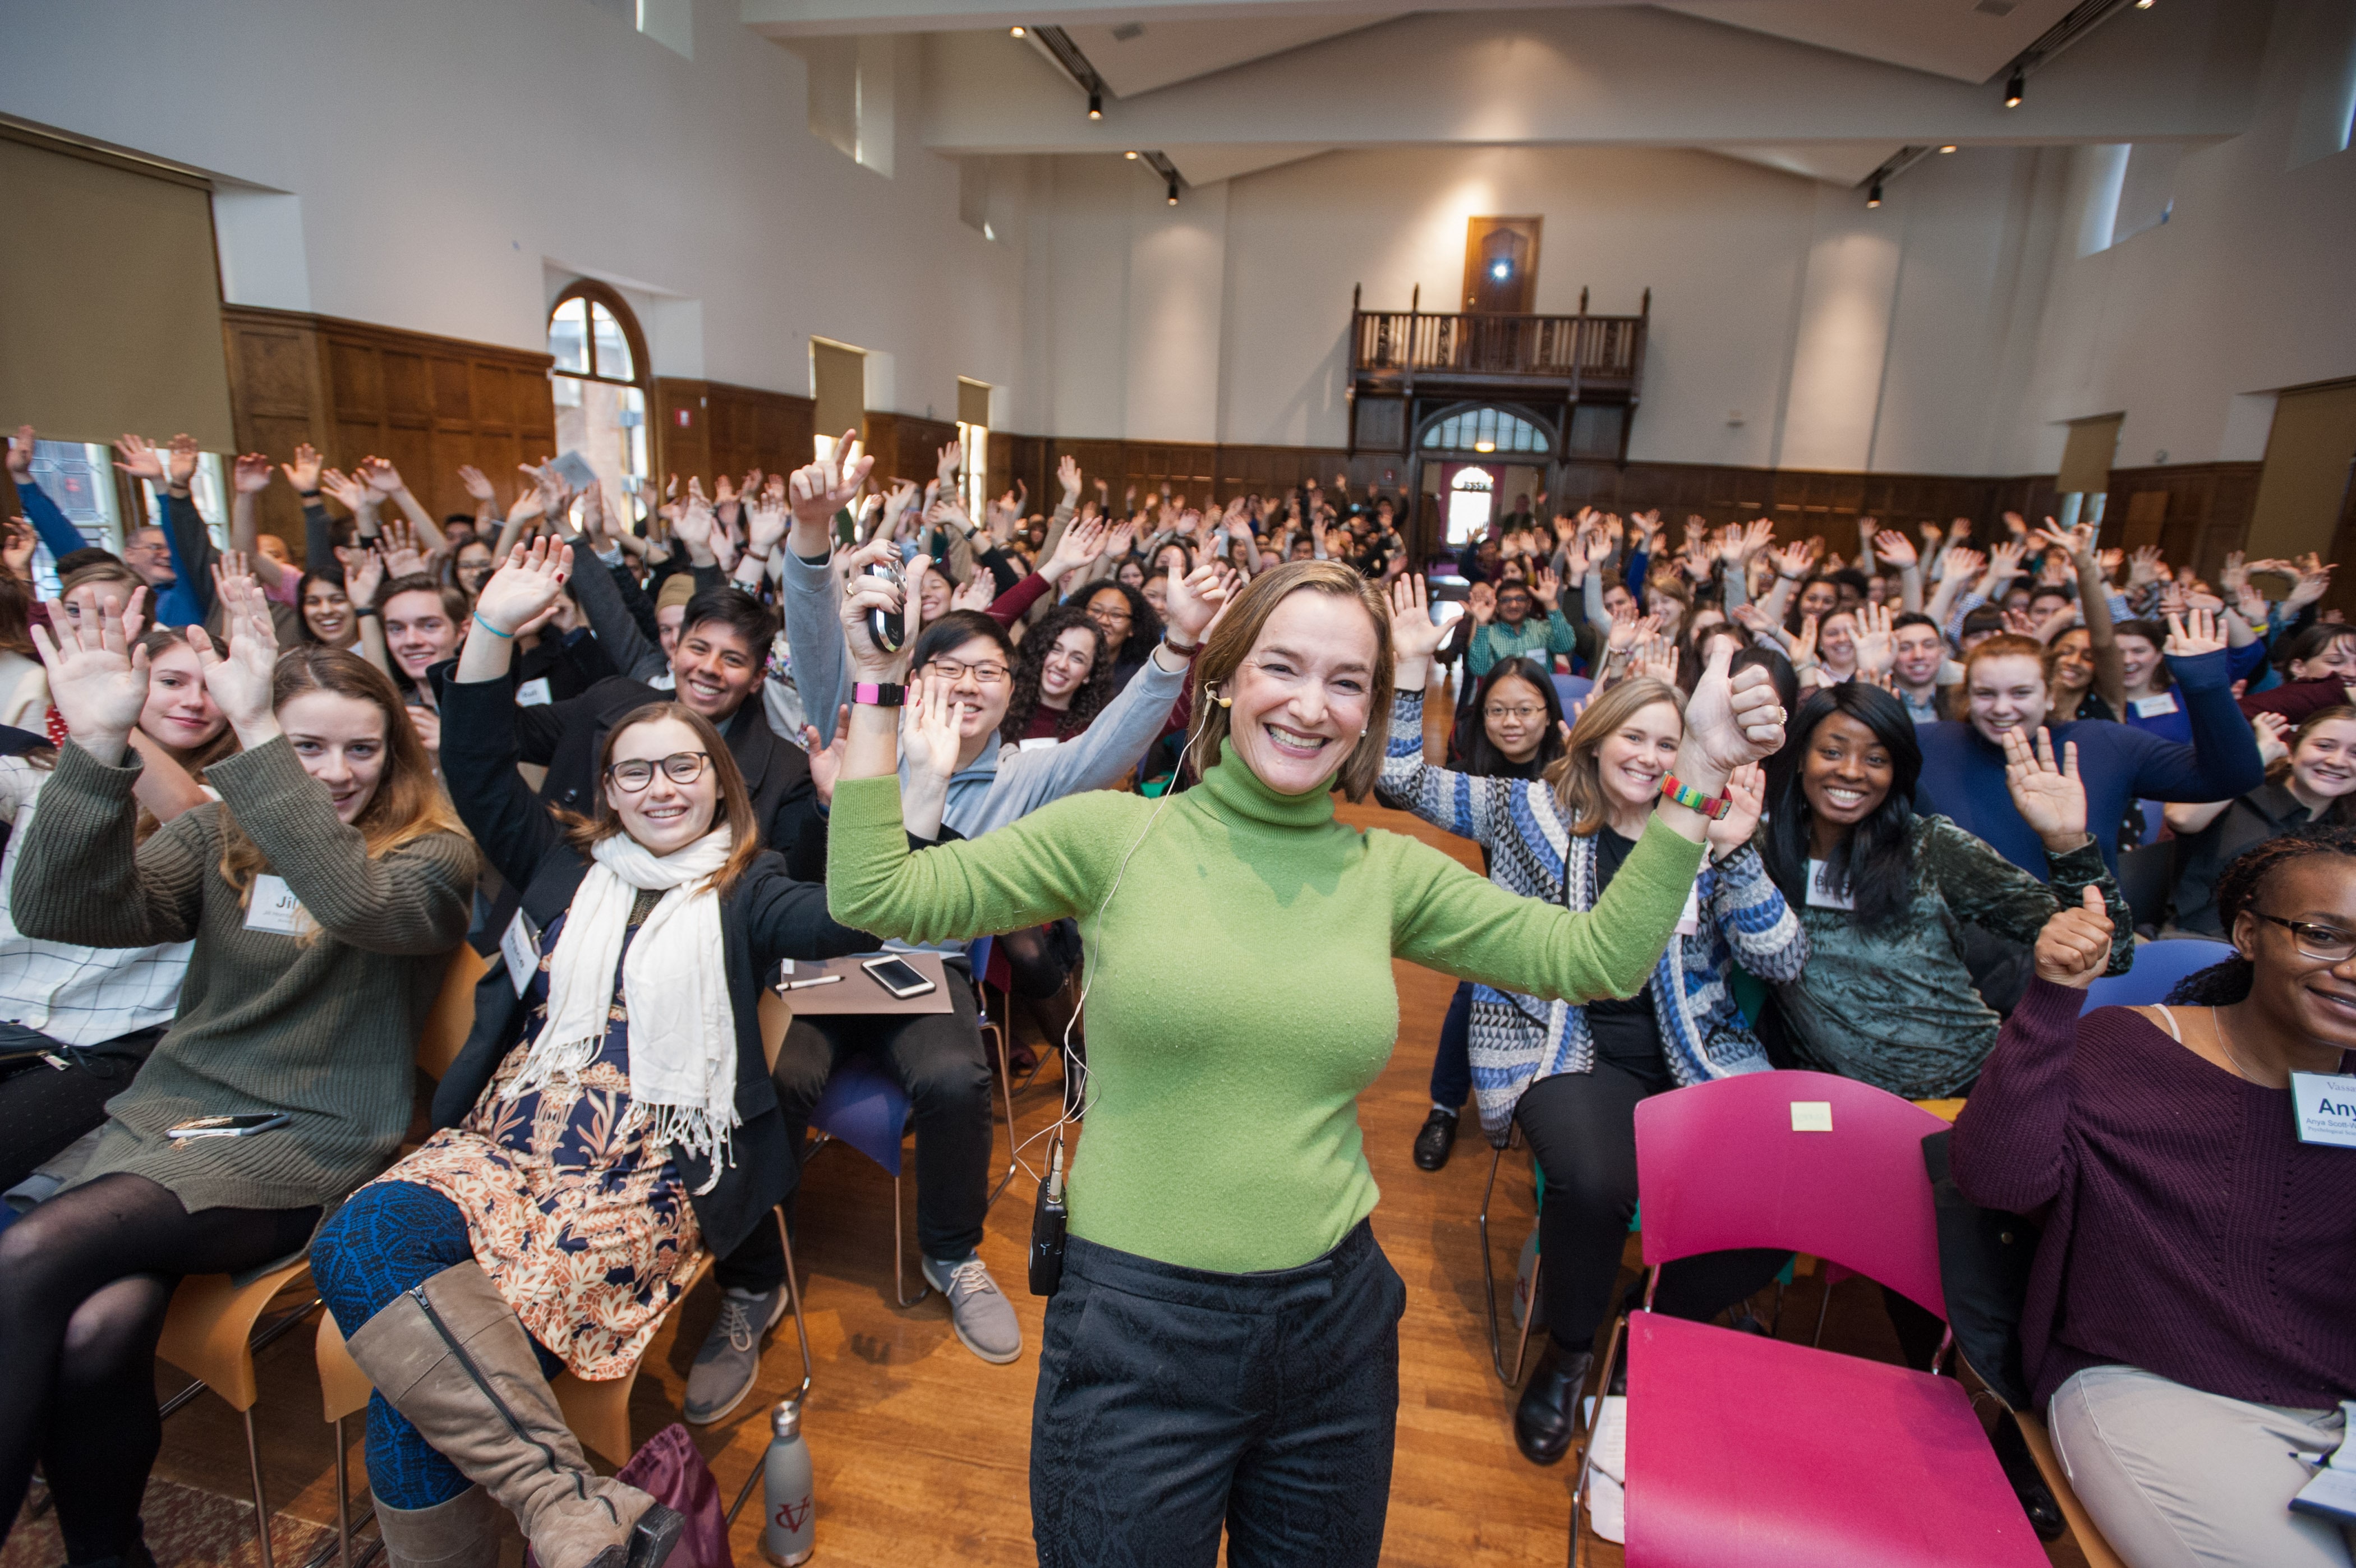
[1030,1220,1405,1568]
[717,968,992,1289]
[0,1026,164,1194]
[1514,1066,1787,1350]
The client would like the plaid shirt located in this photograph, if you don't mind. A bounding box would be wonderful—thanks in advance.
[0,757,195,1046]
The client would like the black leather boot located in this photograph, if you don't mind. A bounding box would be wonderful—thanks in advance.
[1411,1107,1460,1171]
[1514,1339,1591,1465]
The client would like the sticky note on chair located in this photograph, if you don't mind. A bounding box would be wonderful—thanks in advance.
[1790,1101,1833,1132]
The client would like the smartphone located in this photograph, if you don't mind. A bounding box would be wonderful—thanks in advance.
[167,1112,292,1140]
[864,562,906,654]
[861,955,936,1000]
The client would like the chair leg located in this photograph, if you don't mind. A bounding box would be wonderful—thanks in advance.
[334,1415,350,1568]
[983,1017,1019,1210]
[1568,1311,1627,1568]
[242,1405,276,1568]
[1811,1271,1835,1348]
[775,1208,815,1403]
[1478,1138,1531,1386]
[892,1173,931,1309]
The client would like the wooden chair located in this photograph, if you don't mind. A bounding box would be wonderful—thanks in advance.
[2014,1413,2129,1568]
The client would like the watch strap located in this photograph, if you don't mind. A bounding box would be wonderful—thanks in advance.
[1660,773,1732,820]
[853,681,905,707]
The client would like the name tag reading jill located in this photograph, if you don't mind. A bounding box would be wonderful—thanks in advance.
[2132,692,2180,719]
[2291,1072,2356,1149]
[501,908,542,996]
[245,874,313,936]
[514,677,554,707]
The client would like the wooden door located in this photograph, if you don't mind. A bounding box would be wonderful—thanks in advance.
[1462,218,1541,314]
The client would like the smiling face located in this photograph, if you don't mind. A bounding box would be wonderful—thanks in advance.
[2289,632,2356,683]
[2115,632,2163,691]
[1818,611,1857,666]
[1481,672,1551,764]
[2049,627,2095,694]
[1797,580,1839,622]
[1600,583,1635,622]
[1801,711,1894,838]
[1037,624,1101,707]
[1084,586,1135,651]
[2290,718,2356,803]
[602,715,719,857]
[2236,856,2356,1052]
[139,643,226,757]
[1116,559,1145,588]
[669,619,760,721]
[918,567,954,623]
[1141,576,1170,619]
[1966,654,2051,746]
[1494,585,1533,627]
[381,588,464,681]
[920,634,1014,742]
[303,578,353,646]
[1893,622,1944,688]
[454,541,495,596]
[1591,700,1683,816]
[279,689,388,824]
[1226,590,1379,796]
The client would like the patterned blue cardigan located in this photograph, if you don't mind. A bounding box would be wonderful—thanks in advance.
[1379,689,1807,1136]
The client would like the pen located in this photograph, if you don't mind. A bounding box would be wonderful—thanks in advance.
[783,974,842,991]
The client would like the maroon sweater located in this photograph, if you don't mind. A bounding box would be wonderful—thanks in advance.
[1950,978,2356,1410]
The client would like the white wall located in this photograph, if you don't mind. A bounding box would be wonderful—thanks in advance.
[0,0,1030,425]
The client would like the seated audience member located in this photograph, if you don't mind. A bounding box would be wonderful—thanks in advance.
[2242,621,2356,726]
[0,581,472,1567]
[2169,706,2356,935]
[1383,581,1803,1464]
[312,540,867,1568]
[2046,624,2118,723]
[2111,610,2267,743]
[1465,571,1584,679]
[1888,610,1952,723]
[1397,655,1570,1169]
[1916,618,2265,876]
[1761,681,2130,1098]
[1069,579,1162,691]
[375,573,470,757]
[1952,835,2356,1568]
[0,614,234,1194]
[297,567,362,652]
[1000,605,1116,745]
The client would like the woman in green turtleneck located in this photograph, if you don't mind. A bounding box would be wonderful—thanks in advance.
[822,550,1787,1567]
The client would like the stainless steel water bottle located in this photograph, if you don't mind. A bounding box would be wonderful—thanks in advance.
[760,1397,815,1566]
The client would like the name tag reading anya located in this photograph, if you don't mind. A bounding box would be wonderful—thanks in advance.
[501,908,542,996]
[2132,692,2179,719]
[2290,1072,2356,1149]
[245,875,314,937]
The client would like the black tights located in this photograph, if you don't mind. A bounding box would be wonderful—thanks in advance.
[1514,1066,1788,1352]
[0,1173,318,1561]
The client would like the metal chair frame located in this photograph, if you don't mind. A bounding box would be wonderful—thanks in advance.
[154,1277,322,1568]
[1476,1129,1543,1386]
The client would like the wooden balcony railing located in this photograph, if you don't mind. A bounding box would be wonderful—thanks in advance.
[1350,302,1646,392]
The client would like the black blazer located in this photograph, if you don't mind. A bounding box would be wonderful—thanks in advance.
[432,673,872,1257]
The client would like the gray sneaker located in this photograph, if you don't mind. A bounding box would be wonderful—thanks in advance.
[684,1286,786,1424]
[922,1254,1023,1364]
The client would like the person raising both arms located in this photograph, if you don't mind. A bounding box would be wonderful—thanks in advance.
[823,555,1787,1566]
[2168,706,2356,936]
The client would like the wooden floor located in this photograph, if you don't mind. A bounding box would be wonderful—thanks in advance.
[119,696,2092,1566]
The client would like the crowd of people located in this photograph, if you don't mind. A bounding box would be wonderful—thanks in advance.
[0,423,2346,1568]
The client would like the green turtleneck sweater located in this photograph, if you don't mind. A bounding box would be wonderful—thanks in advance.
[827,747,1705,1272]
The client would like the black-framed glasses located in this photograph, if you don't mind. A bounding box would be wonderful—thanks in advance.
[605,751,711,792]
[926,656,1010,684]
[2249,911,2356,963]
[1484,705,1544,721]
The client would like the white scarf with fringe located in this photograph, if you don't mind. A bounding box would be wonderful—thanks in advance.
[505,827,737,1193]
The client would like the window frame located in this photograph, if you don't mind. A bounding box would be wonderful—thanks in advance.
[548,279,651,391]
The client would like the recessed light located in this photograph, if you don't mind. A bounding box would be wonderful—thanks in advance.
[1125,150,1139,159]
[1009,25,1025,36]
[1939,144,1958,154]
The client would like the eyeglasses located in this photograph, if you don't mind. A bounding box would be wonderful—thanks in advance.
[605,751,711,792]
[1088,605,1134,625]
[2249,911,2356,963]
[1484,705,1544,721]
[926,656,1010,685]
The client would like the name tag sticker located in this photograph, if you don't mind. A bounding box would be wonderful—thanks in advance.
[1016,735,1059,752]
[2291,1072,2356,1149]
[1676,882,1700,936]
[501,908,542,996]
[245,874,313,936]
[514,677,554,707]
[2132,692,2180,718]
[1805,860,1854,911]
[1791,1101,1834,1133]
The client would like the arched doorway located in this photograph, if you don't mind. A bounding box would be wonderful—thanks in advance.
[547,281,651,509]
[1412,402,1555,559]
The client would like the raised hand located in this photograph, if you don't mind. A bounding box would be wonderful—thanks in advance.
[801,706,853,807]
[380,517,427,577]
[2001,726,2088,851]
[359,456,406,495]
[31,585,151,757]
[1789,613,1821,670]
[319,467,371,514]
[2127,546,2163,589]
[901,670,963,783]
[2251,710,2291,769]
[1982,540,2027,585]
[278,442,323,494]
[166,434,200,490]
[232,453,274,495]
[936,440,962,489]
[1040,513,1108,582]
[2164,607,2226,659]
[1056,453,1082,504]
[1531,566,1561,611]
[1162,560,1237,646]
[1636,630,1679,686]
[790,432,873,531]
[1708,762,1766,856]
[2034,884,2114,988]
[951,571,995,614]
[186,574,282,741]
[1872,529,1918,570]
[1466,580,1495,626]
[1388,574,1446,669]
[746,488,789,556]
[1607,606,1650,657]
[336,544,386,610]
[1855,601,1894,674]
[471,537,573,638]
[111,433,167,484]
[839,538,922,679]
[457,463,495,503]
[1771,540,1812,580]
[4,425,34,488]
[1938,546,1984,585]
[3,517,34,581]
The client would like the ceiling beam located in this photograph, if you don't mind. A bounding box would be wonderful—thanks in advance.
[743,0,1609,39]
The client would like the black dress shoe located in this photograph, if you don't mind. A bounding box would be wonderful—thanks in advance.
[1515,1340,1591,1465]
[1412,1107,1460,1171]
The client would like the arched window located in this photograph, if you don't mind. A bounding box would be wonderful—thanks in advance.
[1446,465,1495,545]
[548,281,650,505]
[1421,404,1550,456]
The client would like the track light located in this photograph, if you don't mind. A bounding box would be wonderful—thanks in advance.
[1088,91,1103,119]
[2134,0,2152,8]
[1866,181,1883,208]
[2003,69,2024,108]
[1166,180,1179,205]
[1939,144,1958,154]
[1125,149,1139,159]
[1009,25,1024,36]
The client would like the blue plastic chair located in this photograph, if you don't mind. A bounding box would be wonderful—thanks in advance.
[2078,938,2235,1013]
[808,1054,928,1305]
[1552,673,1593,713]
[2135,799,2167,847]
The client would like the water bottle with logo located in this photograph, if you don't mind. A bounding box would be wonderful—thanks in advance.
[761,1397,814,1566]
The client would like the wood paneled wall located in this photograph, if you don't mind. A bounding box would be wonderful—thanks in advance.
[862,411,961,489]
[223,305,557,563]
[652,378,815,489]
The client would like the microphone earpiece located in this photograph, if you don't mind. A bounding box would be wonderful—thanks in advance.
[1212,683,1233,709]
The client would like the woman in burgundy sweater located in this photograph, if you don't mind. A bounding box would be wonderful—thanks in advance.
[1953,829,2356,1568]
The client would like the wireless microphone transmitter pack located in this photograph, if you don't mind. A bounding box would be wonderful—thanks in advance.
[1029,1135,1068,1296]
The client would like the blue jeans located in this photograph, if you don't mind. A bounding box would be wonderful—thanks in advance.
[310,1181,564,1509]
[1030,1220,1406,1567]
[1428,981,1472,1111]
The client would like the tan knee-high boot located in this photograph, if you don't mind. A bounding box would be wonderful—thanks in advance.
[345,1262,682,1568]
[373,1484,503,1568]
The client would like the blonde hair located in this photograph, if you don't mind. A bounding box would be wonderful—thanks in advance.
[1190,559,1393,801]
[1542,677,1685,836]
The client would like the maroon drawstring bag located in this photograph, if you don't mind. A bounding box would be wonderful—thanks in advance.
[527,1422,734,1568]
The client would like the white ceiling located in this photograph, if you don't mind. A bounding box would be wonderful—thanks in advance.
[1052,13,1396,95]
[1659,0,2086,86]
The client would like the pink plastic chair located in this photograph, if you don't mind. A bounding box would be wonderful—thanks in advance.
[1578,1070,2047,1567]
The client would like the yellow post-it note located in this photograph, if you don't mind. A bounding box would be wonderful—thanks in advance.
[1790,1101,1834,1133]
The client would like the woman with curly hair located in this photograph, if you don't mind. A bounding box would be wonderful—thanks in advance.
[1000,605,1115,745]
[1073,578,1164,691]
[1953,827,2356,1568]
